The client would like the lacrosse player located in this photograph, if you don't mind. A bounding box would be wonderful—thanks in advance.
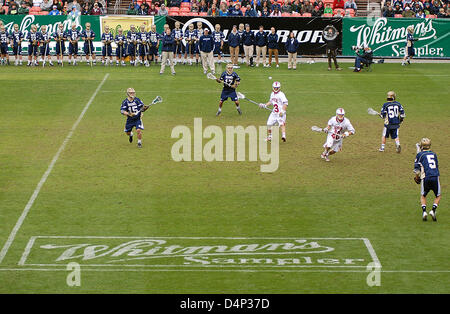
[67,24,81,66]
[120,88,150,148]
[320,108,355,162]
[0,25,9,65]
[194,21,203,66]
[39,25,53,66]
[10,24,24,66]
[115,28,126,66]
[259,81,288,142]
[127,25,139,66]
[184,23,196,65]
[378,91,405,153]
[53,24,66,66]
[173,21,184,65]
[138,24,149,67]
[215,63,241,116]
[402,26,417,66]
[82,23,96,65]
[212,24,225,64]
[27,25,39,66]
[414,138,441,221]
[101,25,113,66]
[148,24,159,65]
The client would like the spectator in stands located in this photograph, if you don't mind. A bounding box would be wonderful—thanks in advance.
[127,2,139,14]
[152,0,161,7]
[61,2,68,14]
[431,0,442,14]
[158,3,168,15]
[316,0,325,14]
[423,1,432,14]
[0,4,6,14]
[260,6,270,16]
[49,4,60,14]
[312,5,322,16]
[258,0,272,11]
[415,8,426,16]
[344,0,357,11]
[69,5,80,17]
[191,2,199,12]
[436,6,445,17]
[18,2,29,14]
[403,0,413,8]
[207,2,219,15]
[402,5,415,16]
[301,0,312,12]
[245,4,258,16]
[218,2,228,16]
[281,0,292,12]
[82,2,90,14]
[68,0,82,12]
[228,3,243,16]
[41,0,53,11]
[383,5,395,16]
[393,3,402,14]
[8,3,19,14]
[91,2,102,14]
[324,2,333,13]
[291,0,302,13]
[140,0,150,14]
[382,0,391,14]
[333,0,345,9]
[199,0,208,12]
[412,2,423,12]
[270,5,282,15]
[148,3,158,15]
[52,0,62,10]
[169,0,181,7]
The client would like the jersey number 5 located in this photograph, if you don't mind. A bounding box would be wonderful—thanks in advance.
[426,155,436,169]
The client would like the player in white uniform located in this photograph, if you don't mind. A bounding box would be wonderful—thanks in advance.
[259,81,288,142]
[320,108,355,161]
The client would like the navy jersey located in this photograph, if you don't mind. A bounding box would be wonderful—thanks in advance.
[415,151,440,178]
[138,31,148,43]
[115,34,126,44]
[212,31,224,44]
[127,31,138,43]
[102,32,113,43]
[380,101,405,128]
[220,71,240,91]
[120,97,145,121]
[67,29,81,41]
[0,31,9,44]
[184,29,196,43]
[53,29,66,40]
[10,31,24,44]
[148,31,159,45]
[81,29,95,42]
[38,31,52,43]
[195,28,203,41]
[27,31,39,43]
[173,28,183,41]
[406,33,416,47]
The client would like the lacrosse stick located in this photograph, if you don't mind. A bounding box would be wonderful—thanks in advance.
[134,41,138,67]
[139,96,163,119]
[42,41,47,68]
[367,107,382,117]
[206,72,236,89]
[311,126,325,133]
[59,39,64,67]
[236,91,272,111]
[88,38,93,67]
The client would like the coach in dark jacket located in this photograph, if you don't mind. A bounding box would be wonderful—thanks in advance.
[254,26,267,67]
[267,27,279,67]
[354,47,373,72]
[285,32,299,70]
[228,25,240,66]
[242,24,254,66]
[160,29,176,75]
[199,29,215,74]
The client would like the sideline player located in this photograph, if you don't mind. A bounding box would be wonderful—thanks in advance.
[27,24,39,66]
[82,22,96,65]
[0,25,9,65]
[173,21,184,65]
[379,91,405,153]
[212,24,224,64]
[127,25,139,66]
[184,23,196,65]
[53,23,66,66]
[67,23,81,66]
[414,138,441,221]
[215,63,241,116]
[10,24,24,66]
[138,24,149,67]
[320,108,355,162]
[115,28,126,66]
[39,25,53,66]
[259,81,288,142]
[148,24,159,65]
[402,26,416,66]
[120,88,150,148]
[101,25,113,66]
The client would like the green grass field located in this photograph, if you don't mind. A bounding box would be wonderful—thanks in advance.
[0,62,449,293]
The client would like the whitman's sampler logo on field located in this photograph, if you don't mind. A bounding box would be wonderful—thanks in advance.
[20,236,380,269]
[343,17,450,57]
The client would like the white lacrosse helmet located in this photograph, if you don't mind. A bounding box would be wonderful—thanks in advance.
[336,108,345,121]
[127,87,136,100]
[272,81,281,93]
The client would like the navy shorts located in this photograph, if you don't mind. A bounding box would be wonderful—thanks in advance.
[128,43,136,56]
[383,126,399,139]
[102,44,112,57]
[28,44,39,56]
[214,44,222,55]
[12,44,22,55]
[68,43,78,55]
[149,45,158,56]
[174,42,184,54]
[124,118,144,133]
[0,43,8,54]
[421,176,441,197]
[116,44,126,57]
[40,44,50,56]
[221,90,238,102]
[55,41,65,55]
[138,43,149,56]
[84,41,94,55]
[407,47,415,57]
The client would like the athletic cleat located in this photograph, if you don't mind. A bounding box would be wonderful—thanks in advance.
[396,145,401,153]
[321,153,330,162]
[429,210,437,221]
[237,108,242,115]
[216,110,221,116]
[379,148,385,152]
[129,135,133,143]
[422,211,428,221]
[282,137,286,142]
[137,142,142,148]
[407,60,410,65]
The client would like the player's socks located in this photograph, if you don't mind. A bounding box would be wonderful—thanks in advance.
[129,132,133,143]
[137,139,142,148]
[216,108,222,116]
[379,144,385,152]
[236,106,242,115]
[282,132,286,142]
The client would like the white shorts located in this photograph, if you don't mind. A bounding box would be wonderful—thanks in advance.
[323,134,343,152]
[267,112,286,127]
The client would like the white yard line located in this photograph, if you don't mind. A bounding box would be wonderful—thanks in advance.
[0,73,110,265]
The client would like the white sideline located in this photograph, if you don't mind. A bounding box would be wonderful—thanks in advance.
[0,73,110,264]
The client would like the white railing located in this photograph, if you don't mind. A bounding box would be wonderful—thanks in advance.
[114,0,121,14]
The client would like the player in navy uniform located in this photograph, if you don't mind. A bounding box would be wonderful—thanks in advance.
[402,26,417,66]
[39,25,53,66]
[82,22,96,65]
[172,22,184,65]
[120,88,151,148]
[67,24,81,65]
[378,91,405,153]
[215,63,242,116]
[184,23,196,65]
[101,25,113,66]
[414,138,441,221]
[127,25,139,66]
[194,21,203,66]
[115,28,126,66]
[138,24,150,67]
[148,24,159,65]
[27,24,39,66]
[53,24,66,66]
[0,25,9,65]
[9,24,23,66]
[212,24,225,64]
